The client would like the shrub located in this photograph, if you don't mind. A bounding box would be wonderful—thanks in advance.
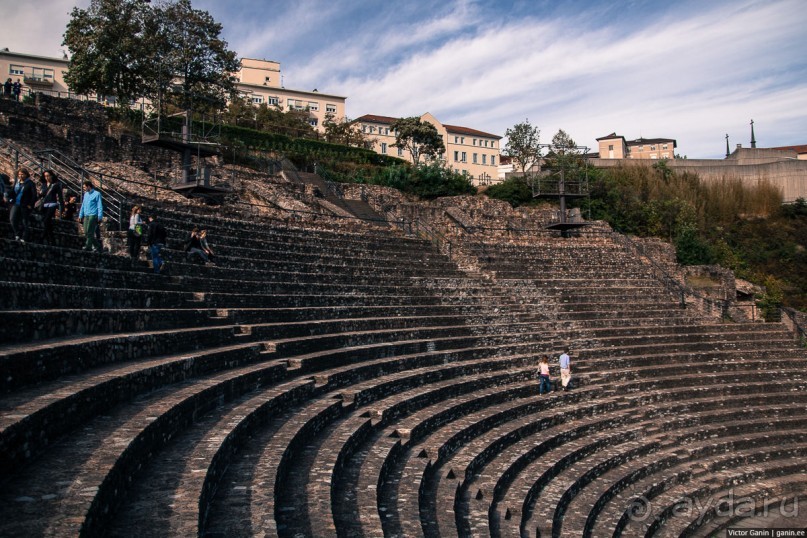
[484,176,534,207]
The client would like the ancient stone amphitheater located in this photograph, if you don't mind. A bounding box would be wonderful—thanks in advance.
[0,98,806,538]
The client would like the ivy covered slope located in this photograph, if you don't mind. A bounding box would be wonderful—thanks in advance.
[485,163,807,311]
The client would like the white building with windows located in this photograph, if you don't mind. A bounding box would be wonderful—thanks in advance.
[0,49,69,97]
[596,132,677,159]
[354,112,502,186]
[235,58,346,133]
[0,51,346,133]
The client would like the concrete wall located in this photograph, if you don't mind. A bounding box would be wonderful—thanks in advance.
[590,153,807,203]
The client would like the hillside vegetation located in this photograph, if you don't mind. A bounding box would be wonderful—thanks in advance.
[486,164,807,311]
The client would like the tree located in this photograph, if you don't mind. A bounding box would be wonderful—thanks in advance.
[223,94,256,126]
[63,0,238,113]
[323,114,372,148]
[390,117,445,166]
[504,119,541,175]
[63,0,158,106]
[253,103,315,138]
[157,0,239,113]
[550,129,577,155]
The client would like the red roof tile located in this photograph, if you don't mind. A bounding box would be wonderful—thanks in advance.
[770,145,807,154]
[443,124,502,139]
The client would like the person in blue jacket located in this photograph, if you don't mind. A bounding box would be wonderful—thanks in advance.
[77,180,103,252]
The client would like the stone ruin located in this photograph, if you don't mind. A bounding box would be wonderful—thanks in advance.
[0,96,805,537]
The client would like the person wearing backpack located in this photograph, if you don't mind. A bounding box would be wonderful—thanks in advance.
[146,214,168,274]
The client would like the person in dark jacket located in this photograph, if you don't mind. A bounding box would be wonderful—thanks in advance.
[146,214,168,274]
[40,170,64,245]
[10,168,37,242]
[0,172,10,206]
[185,227,209,263]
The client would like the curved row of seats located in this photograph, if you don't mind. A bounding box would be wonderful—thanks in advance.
[0,196,804,538]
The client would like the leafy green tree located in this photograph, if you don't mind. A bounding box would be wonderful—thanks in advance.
[550,129,577,154]
[63,0,158,106]
[390,117,445,166]
[504,119,541,175]
[223,94,257,126]
[63,0,238,113]
[157,0,239,112]
[254,103,314,138]
[323,114,371,148]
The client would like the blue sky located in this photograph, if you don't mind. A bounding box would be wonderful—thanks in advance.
[3,0,806,158]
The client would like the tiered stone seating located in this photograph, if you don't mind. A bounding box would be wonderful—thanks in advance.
[0,195,805,538]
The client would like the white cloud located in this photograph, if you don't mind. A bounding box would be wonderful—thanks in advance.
[3,0,805,157]
[0,0,85,57]
[326,0,807,157]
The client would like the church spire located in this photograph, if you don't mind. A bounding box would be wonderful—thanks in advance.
[750,119,757,148]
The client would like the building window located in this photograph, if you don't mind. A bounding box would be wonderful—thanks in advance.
[482,154,487,165]
[473,139,477,146]
[650,145,656,151]
[461,152,467,163]
[326,104,337,113]
[454,136,459,144]
[308,118,318,127]
[650,154,657,159]
[608,144,614,151]
[461,137,465,144]
[384,128,390,136]
[381,142,387,154]
[308,101,319,111]
[251,96,263,104]
[9,64,55,82]
[362,126,367,133]
[491,155,496,166]
[662,153,669,158]
[397,148,403,157]
[454,151,459,161]
[473,153,478,164]
[267,96,278,106]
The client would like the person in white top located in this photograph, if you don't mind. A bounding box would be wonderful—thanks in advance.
[127,205,144,264]
[559,349,572,391]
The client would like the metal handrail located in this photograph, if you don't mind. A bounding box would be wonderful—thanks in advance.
[36,149,130,230]
[781,308,807,343]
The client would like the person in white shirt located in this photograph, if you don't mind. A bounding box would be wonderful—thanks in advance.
[559,349,572,391]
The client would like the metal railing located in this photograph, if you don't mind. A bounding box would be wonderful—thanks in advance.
[781,308,807,344]
[35,149,130,230]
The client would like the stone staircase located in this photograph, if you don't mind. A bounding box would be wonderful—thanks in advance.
[0,196,805,538]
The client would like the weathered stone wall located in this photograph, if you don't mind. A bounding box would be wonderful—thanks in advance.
[0,94,179,171]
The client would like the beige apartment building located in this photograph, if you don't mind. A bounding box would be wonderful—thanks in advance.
[0,50,345,133]
[0,49,70,96]
[236,58,346,133]
[355,112,502,185]
[597,132,677,159]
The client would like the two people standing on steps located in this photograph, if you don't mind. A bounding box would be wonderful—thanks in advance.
[538,349,573,394]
